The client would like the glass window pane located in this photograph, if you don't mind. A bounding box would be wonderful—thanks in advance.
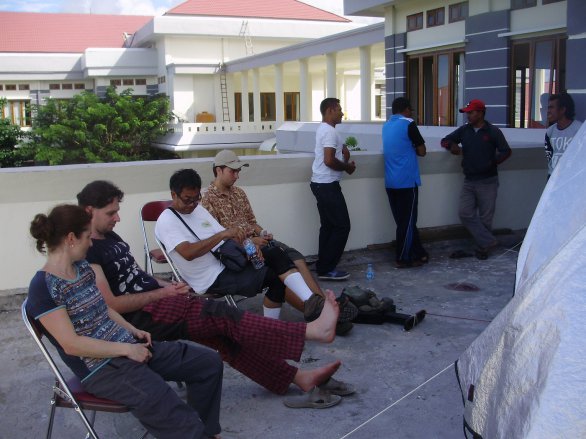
[438,54,449,126]
[453,54,463,125]
[408,58,419,118]
[261,93,275,121]
[234,92,242,122]
[248,93,254,121]
[531,40,553,128]
[423,57,434,125]
[512,43,530,128]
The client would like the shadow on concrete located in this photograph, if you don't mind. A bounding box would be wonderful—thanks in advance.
[0,233,523,439]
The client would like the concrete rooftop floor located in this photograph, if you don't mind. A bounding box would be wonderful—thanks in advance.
[0,233,524,439]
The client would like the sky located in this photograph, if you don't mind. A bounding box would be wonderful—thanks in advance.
[0,0,381,22]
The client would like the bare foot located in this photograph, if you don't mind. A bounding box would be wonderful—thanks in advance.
[292,360,342,392]
[305,289,339,342]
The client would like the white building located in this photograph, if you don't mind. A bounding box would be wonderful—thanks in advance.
[1,0,387,155]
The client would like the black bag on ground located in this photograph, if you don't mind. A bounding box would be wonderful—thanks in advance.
[212,239,248,272]
[340,285,426,330]
[340,286,395,325]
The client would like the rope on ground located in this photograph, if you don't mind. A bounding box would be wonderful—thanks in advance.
[447,239,523,292]
[338,362,455,439]
[425,312,491,323]
[490,239,523,261]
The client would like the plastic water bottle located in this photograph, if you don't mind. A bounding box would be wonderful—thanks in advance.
[243,238,264,269]
[366,263,375,281]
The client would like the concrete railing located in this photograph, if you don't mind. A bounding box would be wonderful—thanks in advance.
[0,136,548,291]
[170,122,276,134]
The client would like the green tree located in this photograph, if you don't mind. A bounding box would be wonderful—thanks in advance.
[29,87,177,165]
[0,98,32,167]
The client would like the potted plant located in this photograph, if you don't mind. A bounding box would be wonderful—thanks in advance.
[344,136,361,151]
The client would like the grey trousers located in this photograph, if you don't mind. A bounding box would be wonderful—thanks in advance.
[458,176,499,249]
[83,341,223,439]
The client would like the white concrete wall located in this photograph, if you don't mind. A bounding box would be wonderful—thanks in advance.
[510,1,566,34]
[342,74,361,120]
[0,148,547,291]
[172,75,217,122]
[0,53,83,80]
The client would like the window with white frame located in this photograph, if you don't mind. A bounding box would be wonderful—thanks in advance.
[1,100,31,127]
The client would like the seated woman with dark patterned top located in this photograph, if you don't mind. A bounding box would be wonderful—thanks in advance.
[26,204,223,439]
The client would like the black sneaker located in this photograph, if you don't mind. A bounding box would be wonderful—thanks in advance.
[318,270,350,281]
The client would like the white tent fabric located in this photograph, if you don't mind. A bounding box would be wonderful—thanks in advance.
[456,123,586,439]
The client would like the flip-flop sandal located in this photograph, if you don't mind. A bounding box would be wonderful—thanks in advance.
[449,250,473,259]
[283,387,342,409]
[318,377,356,396]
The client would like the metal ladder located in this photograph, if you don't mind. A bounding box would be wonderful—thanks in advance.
[219,63,230,122]
[239,20,254,56]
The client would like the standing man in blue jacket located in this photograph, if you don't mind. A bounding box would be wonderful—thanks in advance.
[382,97,428,268]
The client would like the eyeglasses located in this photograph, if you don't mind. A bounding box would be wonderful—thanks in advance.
[178,193,201,206]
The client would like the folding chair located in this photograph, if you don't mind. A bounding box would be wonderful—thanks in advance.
[155,236,241,308]
[21,300,148,439]
[140,200,172,275]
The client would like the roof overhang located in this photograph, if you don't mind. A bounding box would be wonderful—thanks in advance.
[130,15,361,47]
[225,22,384,72]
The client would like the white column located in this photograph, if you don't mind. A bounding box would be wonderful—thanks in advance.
[360,45,372,121]
[275,63,284,125]
[252,68,261,124]
[299,58,310,121]
[240,71,250,123]
[326,53,337,98]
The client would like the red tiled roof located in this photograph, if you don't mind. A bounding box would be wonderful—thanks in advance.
[165,0,349,22]
[0,12,151,53]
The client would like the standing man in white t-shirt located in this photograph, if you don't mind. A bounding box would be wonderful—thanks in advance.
[545,92,582,177]
[310,98,356,281]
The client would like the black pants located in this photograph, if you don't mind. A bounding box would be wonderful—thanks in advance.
[208,247,294,303]
[310,181,351,275]
[386,187,427,263]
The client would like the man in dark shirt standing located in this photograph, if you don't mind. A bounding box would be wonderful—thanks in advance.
[441,99,512,259]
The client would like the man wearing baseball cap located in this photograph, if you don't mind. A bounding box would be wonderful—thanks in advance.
[202,150,331,325]
[212,149,250,170]
[441,99,512,259]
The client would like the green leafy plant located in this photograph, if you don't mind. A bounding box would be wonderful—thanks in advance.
[344,136,361,151]
[0,98,33,167]
[28,86,178,165]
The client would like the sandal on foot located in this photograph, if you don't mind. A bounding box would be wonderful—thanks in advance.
[318,377,356,396]
[283,387,342,409]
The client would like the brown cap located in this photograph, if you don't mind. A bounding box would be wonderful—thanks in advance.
[459,99,486,113]
[213,150,249,169]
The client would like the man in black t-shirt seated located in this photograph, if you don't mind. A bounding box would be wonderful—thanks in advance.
[76,180,350,398]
